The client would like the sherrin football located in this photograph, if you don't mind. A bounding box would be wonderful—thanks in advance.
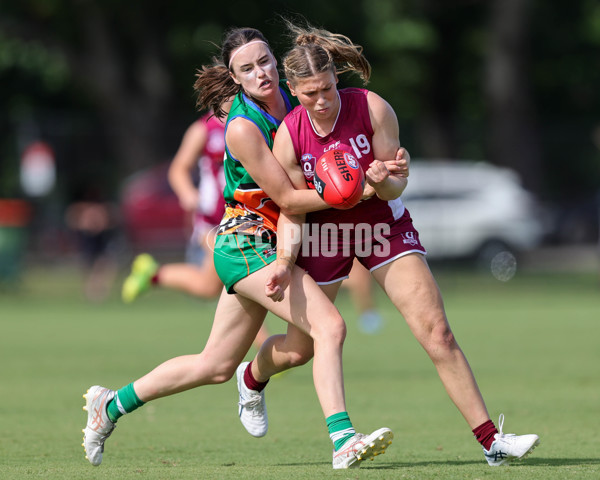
[313,149,365,210]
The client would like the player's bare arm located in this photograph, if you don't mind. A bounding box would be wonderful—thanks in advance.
[227,117,326,215]
[272,123,310,189]
[264,123,310,301]
[168,121,207,211]
[367,91,408,200]
[265,210,304,302]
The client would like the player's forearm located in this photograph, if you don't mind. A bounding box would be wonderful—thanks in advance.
[277,188,329,215]
[168,165,196,200]
[276,212,305,268]
[373,175,407,201]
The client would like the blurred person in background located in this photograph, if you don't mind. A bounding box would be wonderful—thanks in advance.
[121,110,271,349]
[65,186,119,302]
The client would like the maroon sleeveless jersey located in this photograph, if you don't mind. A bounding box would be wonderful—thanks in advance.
[284,88,406,225]
[284,88,425,283]
[196,113,226,227]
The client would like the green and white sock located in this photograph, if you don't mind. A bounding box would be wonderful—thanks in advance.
[106,382,145,422]
[326,412,356,451]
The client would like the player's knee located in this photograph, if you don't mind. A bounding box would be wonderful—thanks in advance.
[433,324,456,349]
[210,369,236,384]
[201,359,237,384]
[286,345,314,368]
[314,309,347,346]
[425,320,458,360]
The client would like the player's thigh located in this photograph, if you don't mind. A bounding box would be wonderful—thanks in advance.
[342,259,371,295]
[319,280,343,302]
[371,253,447,336]
[234,263,344,340]
[202,289,268,367]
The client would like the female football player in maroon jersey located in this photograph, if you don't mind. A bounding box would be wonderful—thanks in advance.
[239,20,539,467]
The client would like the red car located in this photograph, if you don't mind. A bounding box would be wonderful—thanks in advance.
[120,163,191,251]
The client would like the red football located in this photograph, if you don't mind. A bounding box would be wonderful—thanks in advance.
[313,149,365,209]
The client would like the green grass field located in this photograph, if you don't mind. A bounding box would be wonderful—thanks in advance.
[1,264,599,479]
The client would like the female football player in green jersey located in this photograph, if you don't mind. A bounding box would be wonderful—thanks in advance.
[82,27,409,470]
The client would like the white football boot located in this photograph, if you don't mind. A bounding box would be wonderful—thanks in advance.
[483,414,540,466]
[82,385,116,466]
[332,427,394,469]
[236,362,268,437]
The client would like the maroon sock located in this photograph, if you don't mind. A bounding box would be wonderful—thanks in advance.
[473,419,498,451]
[243,361,269,392]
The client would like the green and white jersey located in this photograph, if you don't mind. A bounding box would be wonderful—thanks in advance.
[214,80,298,293]
[219,80,297,237]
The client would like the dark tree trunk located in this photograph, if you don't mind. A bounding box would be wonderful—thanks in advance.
[485,0,543,194]
[416,4,460,159]
[63,1,176,175]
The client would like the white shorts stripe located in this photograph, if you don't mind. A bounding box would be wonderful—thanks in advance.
[369,249,427,272]
[315,275,350,286]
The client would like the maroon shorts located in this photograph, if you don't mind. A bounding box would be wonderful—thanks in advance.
[296,208,426,284]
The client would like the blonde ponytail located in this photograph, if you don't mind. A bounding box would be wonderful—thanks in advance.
[282,19,371,85]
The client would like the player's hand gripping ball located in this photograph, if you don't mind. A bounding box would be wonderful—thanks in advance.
[313,150,365,209]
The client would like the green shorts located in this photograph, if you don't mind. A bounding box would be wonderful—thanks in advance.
[213,233,277,294]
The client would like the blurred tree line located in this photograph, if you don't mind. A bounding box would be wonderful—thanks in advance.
[0,0,599,238]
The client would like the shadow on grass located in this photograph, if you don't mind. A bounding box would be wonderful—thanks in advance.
[365,457,600,469]
[508,457,600,467]
[277,457,600,469]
